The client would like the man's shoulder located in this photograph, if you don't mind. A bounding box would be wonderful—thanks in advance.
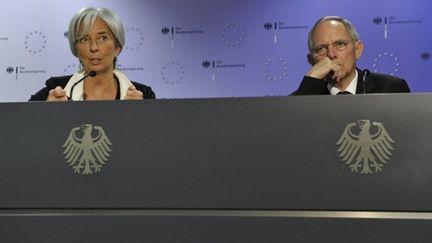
[368,72,404,82]
[367,71,410,93]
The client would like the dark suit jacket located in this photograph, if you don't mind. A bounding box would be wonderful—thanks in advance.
[291,68,410,95]
[29,76,156,101]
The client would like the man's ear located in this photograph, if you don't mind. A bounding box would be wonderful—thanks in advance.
[307,53,315,65]
[354,40,364,60]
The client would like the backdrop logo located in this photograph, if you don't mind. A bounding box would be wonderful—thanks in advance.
[202,60,213,69]
[63,124,113,176]
[202,60,246,81]
[161,61,185,85]
[161,26,204,48]
[6,66,17,80]
[264,22,273,30]
[421,52,430,60]
[220,23,246,47]
[372,52,400,76]
[373,17,383,25]
[125,27,144,51]
[6,66,15,74]
[0,35,8,41]
[6,66,46,80]
[24,30,47,55]
[263,57,289,81]
[161,27,170,35]
[6,66,18,80]
[117,63,144,72]
[264,21,308,43]
[373,16,421,38]
[337,120,394,175]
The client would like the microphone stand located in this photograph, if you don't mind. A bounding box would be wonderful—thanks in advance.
[68,71,97,100]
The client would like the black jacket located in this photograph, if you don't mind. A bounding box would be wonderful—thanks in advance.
[29,75,156,101]
[291,68,410,95]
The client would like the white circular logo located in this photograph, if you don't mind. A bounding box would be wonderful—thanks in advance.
[372,52,400,76]
[161,61,185,85]
[24,31,47,55]
[220,23,246,47]
[125,27,144,51]
[263,57,289,81]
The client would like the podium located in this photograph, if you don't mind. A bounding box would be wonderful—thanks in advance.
[1,94,432,242]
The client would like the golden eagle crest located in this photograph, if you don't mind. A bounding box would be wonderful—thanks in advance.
[336,120,394,174]
[63,124,113,175]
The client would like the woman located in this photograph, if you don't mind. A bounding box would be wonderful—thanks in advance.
[29,7,155,101]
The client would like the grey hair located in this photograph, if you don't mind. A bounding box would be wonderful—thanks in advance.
[307,16,360,53]
[68,7,125,57]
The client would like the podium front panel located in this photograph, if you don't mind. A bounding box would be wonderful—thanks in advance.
[0,94,429,211]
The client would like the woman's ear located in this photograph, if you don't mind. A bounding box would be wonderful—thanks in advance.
[114,46,121,57]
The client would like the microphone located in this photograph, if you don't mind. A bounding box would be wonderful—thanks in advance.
[69,71,97,100]
[362,69,370,94]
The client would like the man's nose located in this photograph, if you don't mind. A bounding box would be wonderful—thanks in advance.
[326,45,337,59]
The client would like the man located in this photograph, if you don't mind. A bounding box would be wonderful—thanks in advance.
[292,16,410,95]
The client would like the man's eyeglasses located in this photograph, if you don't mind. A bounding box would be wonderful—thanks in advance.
[312,40,354,56]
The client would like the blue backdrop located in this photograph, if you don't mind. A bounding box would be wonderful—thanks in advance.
[0,0,430,101]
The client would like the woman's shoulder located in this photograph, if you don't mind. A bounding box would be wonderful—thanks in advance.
[131,81,156,99]
[29,75,72,101]
[45,75,72,89]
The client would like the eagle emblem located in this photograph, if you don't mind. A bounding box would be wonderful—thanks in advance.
[336,120,394,174]
[63,124,113,175]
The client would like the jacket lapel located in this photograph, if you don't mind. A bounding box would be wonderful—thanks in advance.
[355,68,374,94]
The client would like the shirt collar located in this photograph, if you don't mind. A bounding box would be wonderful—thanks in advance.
[64,69,133,101]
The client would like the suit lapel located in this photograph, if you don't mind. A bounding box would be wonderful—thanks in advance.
[355,68,374,94]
